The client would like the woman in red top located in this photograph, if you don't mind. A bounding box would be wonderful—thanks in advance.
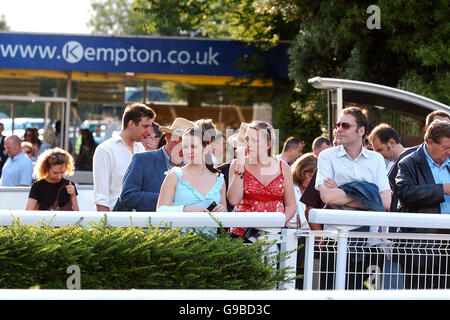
[227,121,297,239]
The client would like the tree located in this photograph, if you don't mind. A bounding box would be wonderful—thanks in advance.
[0,15,9,31]
[88,0,150,35]
[98,1,449,148]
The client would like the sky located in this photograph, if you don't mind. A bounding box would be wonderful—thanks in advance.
[1,0,94,34]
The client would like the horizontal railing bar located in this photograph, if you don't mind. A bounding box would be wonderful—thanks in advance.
[0,210,285,228]
[309,209,450,230]
[296,230,450,241]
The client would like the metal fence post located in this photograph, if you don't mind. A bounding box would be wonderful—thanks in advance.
[335,228,349,290]
[279,228,298,289]
[299,230,315,290]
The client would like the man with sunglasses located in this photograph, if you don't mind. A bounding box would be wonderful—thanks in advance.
[316,107,391,211]
[314,107,391,289]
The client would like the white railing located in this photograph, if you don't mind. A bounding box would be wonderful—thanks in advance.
[0,186,96,211]
[0,210,285,229]
[305,209,450,290]
[1,207,450,293]
[0,210,294,290]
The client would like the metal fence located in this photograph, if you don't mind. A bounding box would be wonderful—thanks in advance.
[1,209,450,292]
[296,209,450,291]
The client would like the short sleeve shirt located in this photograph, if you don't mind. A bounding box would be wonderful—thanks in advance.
[315,145,391,193]
[29,178,78,210]
[1,152,33,186]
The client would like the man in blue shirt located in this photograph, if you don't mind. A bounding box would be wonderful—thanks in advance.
[396,119,450,289]
[397,120,450,224]
[1,135,33,186]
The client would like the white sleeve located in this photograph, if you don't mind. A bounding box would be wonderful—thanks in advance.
[375,154,391,193]
[93,145,112,208]
[315,149,334,190]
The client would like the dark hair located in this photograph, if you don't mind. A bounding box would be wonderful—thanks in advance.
[368,123,400,144]
[24,127,41,146]
[312,136,331,150]
[184,120,220,175]
[151,121,162,138]
[426,110,450,127]
[425,120,450,144]
[341,107,369,137]
[282,136,303,152]
[122,103,156,129]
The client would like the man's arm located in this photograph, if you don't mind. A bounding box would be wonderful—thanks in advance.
[93,146,112,211]
[396,159,445,207]
[318,183,365,209]
[315,150,364,209]
[120,153,161,211]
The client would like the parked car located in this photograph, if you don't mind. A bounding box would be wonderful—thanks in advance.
[1,117,49,140]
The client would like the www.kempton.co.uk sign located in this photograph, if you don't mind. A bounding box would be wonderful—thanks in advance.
[0,32,290,79]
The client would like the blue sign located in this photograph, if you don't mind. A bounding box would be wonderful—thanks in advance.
[0,32,290,79]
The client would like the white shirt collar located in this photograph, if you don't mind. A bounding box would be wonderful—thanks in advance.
[336,144,369,159]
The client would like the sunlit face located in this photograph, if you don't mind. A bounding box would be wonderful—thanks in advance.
[182,134,208,165]
[372,136,396,161]
[166,134,184,165]
[336,114,364,146]
[426,137,450,166]
[245,127,270,162]
[5,139,20,157]
[132,117,152,142]
[47,163,66,183]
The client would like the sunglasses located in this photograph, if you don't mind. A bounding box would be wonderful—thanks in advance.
[49,152,67,163]
[335,122,358,130]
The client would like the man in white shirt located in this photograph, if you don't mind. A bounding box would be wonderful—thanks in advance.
[93,103,155,211]
[316,107,391,211]
[315,107,391,290]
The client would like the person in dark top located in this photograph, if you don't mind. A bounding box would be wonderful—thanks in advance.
[367,123,417,212]
[0,121,7,178]
[76,127,98,171]
[25,147,79,211]
[300,136,332,230]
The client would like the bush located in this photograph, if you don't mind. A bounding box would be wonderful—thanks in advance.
[0,220,296,289]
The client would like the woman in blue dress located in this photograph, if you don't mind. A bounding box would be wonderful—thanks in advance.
[157,120,227,218]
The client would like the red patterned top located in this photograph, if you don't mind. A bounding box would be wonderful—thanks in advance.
[231,161,285,238]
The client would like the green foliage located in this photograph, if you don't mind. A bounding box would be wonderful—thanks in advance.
[88,0,151,35]
[0,220,296,289]
[272,80,325,152]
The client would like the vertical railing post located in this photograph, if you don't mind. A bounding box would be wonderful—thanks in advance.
[279,228,298,289]
[335,228,349,290]
[301,230,315,290]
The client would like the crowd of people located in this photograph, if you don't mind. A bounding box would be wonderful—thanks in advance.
[1,102,449,289]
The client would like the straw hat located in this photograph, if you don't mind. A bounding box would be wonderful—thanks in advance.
[227,122,248,148]
[159,117,195,137]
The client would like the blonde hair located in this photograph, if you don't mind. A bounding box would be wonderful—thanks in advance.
[291,152,317,186]
[34,147,75,180]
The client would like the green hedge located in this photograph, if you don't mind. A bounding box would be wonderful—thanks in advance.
[0,220,296,289]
